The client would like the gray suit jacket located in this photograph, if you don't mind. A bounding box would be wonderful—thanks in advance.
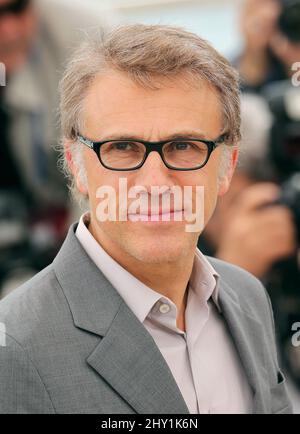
[0,223,293,414]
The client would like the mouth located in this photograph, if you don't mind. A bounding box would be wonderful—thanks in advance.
[127,209,184,222]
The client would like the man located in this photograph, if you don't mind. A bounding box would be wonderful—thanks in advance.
[0,24,293,414]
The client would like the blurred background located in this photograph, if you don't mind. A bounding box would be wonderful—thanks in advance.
[0,0,299,412]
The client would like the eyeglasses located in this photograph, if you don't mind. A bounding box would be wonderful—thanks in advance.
[0,0,30,18]
[77,134,227,171]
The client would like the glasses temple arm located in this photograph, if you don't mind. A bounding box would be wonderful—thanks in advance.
[77,135,94,149]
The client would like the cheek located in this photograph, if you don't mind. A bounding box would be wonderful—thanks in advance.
[84,156,125,208]
[203,183,219,220]
[185,169,219,223]
[204,169,220,219]
[84,160,106,205]
[84,151,103,187]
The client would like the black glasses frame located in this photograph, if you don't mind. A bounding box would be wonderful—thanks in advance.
[77,134,227,171]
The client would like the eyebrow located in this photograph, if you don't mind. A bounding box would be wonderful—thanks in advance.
[98,130,213,142]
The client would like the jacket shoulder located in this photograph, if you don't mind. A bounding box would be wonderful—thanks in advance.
[0,264,70,347]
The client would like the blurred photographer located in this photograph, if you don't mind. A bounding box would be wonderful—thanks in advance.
[202,91,299,276]
[0,0,113,296]
[237,0,300,91]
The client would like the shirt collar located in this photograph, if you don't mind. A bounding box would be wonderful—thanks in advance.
[75,212,221,324]
[192,248,221,312]
[76,212,162,323]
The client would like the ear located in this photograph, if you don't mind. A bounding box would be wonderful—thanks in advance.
[218,148,239,197]
[64,141,88,195]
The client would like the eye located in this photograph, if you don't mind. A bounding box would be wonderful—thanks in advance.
[175,142,190,150]
[169,141,191,151]
[112,142,134,151]
[168,141,201,151]
[107,141,141,152]
[164,141,208,156]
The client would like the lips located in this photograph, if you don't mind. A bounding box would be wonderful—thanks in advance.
[128,209,183,222]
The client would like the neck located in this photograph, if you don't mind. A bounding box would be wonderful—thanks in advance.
[88,220,196,331]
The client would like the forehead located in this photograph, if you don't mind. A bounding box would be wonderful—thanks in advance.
[82,70,223,138]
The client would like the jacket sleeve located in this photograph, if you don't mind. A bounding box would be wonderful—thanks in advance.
[0,334,56,414]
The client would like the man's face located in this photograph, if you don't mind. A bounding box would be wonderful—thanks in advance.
[0,0,37,74]
[75,71,237,264]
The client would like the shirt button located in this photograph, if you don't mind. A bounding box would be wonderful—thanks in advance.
[159,303,170,314]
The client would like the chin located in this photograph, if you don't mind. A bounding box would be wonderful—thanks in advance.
[123,237,191,264]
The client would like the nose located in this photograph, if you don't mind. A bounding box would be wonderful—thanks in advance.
[133,150,174,192]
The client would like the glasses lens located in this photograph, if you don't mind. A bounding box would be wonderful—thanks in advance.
[163,140,208,168]
[100,141,146,169]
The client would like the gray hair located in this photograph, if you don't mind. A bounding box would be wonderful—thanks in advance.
[58,24,241,202]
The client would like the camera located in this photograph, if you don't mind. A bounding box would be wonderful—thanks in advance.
[262,79,300,388]
[263,80,300,244]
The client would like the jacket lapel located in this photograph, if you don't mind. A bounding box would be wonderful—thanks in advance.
[87,301,190,414]
[218,279,271,414]
[53,223,189,414]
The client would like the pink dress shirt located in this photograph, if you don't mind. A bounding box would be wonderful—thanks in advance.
[76,212,253,413]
